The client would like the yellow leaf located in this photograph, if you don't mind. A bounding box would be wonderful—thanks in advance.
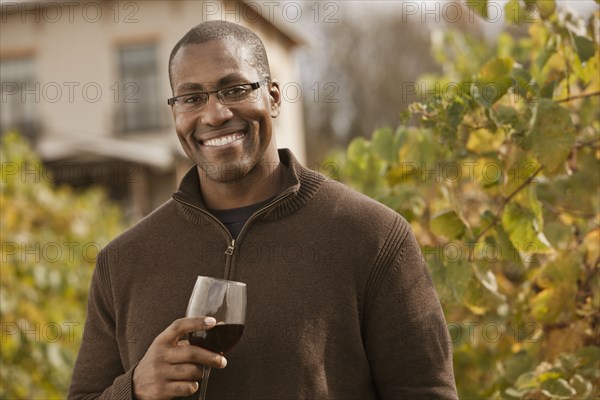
[583,229,599,267]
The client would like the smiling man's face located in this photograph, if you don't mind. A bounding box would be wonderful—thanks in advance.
[170,38,281,183]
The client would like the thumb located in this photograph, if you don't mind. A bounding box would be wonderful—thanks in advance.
[159,317,217,346]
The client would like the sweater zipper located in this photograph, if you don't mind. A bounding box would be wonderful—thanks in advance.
[174,191,293,277]
[230,191,293,253]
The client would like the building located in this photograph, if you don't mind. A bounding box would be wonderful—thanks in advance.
[0,0,307,218]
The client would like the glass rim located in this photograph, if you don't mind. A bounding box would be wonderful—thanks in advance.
[167,80,267,109]
[195,275,246,286]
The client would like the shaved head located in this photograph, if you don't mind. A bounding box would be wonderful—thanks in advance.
[169,20,271,92]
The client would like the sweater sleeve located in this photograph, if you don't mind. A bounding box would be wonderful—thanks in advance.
[68,249,135,400]
[363,216,458,400]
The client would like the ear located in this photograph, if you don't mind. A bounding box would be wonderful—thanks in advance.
[268,80,281,118]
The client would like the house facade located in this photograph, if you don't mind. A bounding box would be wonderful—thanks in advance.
[1,0,307,218]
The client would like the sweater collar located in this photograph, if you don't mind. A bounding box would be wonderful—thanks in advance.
[172,149,325,222]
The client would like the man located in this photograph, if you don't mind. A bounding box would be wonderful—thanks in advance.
[69,21,457,399]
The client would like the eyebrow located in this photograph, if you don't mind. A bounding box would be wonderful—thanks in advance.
[176,73,250,95]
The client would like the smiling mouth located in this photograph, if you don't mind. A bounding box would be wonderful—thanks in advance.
[201,132,246,147]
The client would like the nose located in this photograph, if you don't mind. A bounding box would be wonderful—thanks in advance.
[199,94,233,126]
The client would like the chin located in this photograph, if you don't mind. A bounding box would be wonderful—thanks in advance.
[199,155,256,183]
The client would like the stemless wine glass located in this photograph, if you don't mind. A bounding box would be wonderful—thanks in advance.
[186,276,247,400]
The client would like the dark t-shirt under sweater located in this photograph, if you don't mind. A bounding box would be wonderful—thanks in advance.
[208,196,275,239]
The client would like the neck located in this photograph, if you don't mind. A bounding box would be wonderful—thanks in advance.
[198,160,285,210]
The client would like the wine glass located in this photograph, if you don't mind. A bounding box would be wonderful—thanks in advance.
[185,276,247,400]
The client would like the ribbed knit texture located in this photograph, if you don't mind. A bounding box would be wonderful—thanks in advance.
[68,149,457,400]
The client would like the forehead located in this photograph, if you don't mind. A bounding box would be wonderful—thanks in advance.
[171,39,258,92]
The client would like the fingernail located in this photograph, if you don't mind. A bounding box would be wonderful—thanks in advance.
[204,317,216,326]
[220,356,228,368]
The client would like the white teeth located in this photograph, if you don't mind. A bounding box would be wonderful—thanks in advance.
[203,132,245,147]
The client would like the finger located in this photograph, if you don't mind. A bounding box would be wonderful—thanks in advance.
[170,362,204,381]
[157,317,216,346]
[167,344,227,369]
[164,380,200,398]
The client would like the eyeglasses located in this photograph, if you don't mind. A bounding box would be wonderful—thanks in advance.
[167,81,264,113]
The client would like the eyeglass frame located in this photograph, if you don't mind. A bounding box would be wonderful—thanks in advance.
[167,80,269,111]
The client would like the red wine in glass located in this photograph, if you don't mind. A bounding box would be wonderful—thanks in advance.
[188,323,245,353]
[185,276,247,400]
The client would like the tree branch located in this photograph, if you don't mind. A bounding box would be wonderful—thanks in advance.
[575,137,600,148]
[556,90,600,103]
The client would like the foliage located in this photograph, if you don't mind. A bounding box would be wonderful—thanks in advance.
[329,2,599,399]
[0,132,125,398]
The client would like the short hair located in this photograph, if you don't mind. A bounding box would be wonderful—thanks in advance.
[168,20,271,92]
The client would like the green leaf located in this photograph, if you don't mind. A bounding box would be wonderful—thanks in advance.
[535,0,555,19]
[505,0,527,24]
[576,346,600,366]
[525,99,575,173]
[501,203,551,255]
[372,127,397,163]
[347,137,370,163]
[430,210,467,239]
[540,75,563,99]
[573,35,596,63]
[494,225,526,277]
[536,255,580,289]
[480,57,513,79]
[530,286,575,323]
[447,102,465,128]
[492,105,528,133]
[428,257,473,304]
[536,35,558,70]
[475,57,514,107]
[514,371,538,390]
[428,258,452,303]
[504,352,536,384]
[569,374,592,397]
[466,0,488,19]
[540,378,577,399]
[511,68,538,102]
[504,387,528,398]
[529,186,544,230]
[447,260,473,303]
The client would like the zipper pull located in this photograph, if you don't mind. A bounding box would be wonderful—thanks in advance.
[225,239,235,255]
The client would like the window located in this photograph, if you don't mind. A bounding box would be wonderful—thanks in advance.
[116,44,160,132]
[0,57,38,139]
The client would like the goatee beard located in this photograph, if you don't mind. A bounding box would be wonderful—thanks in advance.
[200,156,254,183]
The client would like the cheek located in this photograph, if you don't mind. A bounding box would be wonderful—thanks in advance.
[174,114,195,137]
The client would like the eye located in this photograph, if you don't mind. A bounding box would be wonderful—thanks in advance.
[222,85,250,99]
[182,94,205,104]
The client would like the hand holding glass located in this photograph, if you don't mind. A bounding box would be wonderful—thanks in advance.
[186,276,247,399]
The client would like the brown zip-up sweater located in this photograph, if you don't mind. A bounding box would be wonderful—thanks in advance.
[68,149,458,399]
